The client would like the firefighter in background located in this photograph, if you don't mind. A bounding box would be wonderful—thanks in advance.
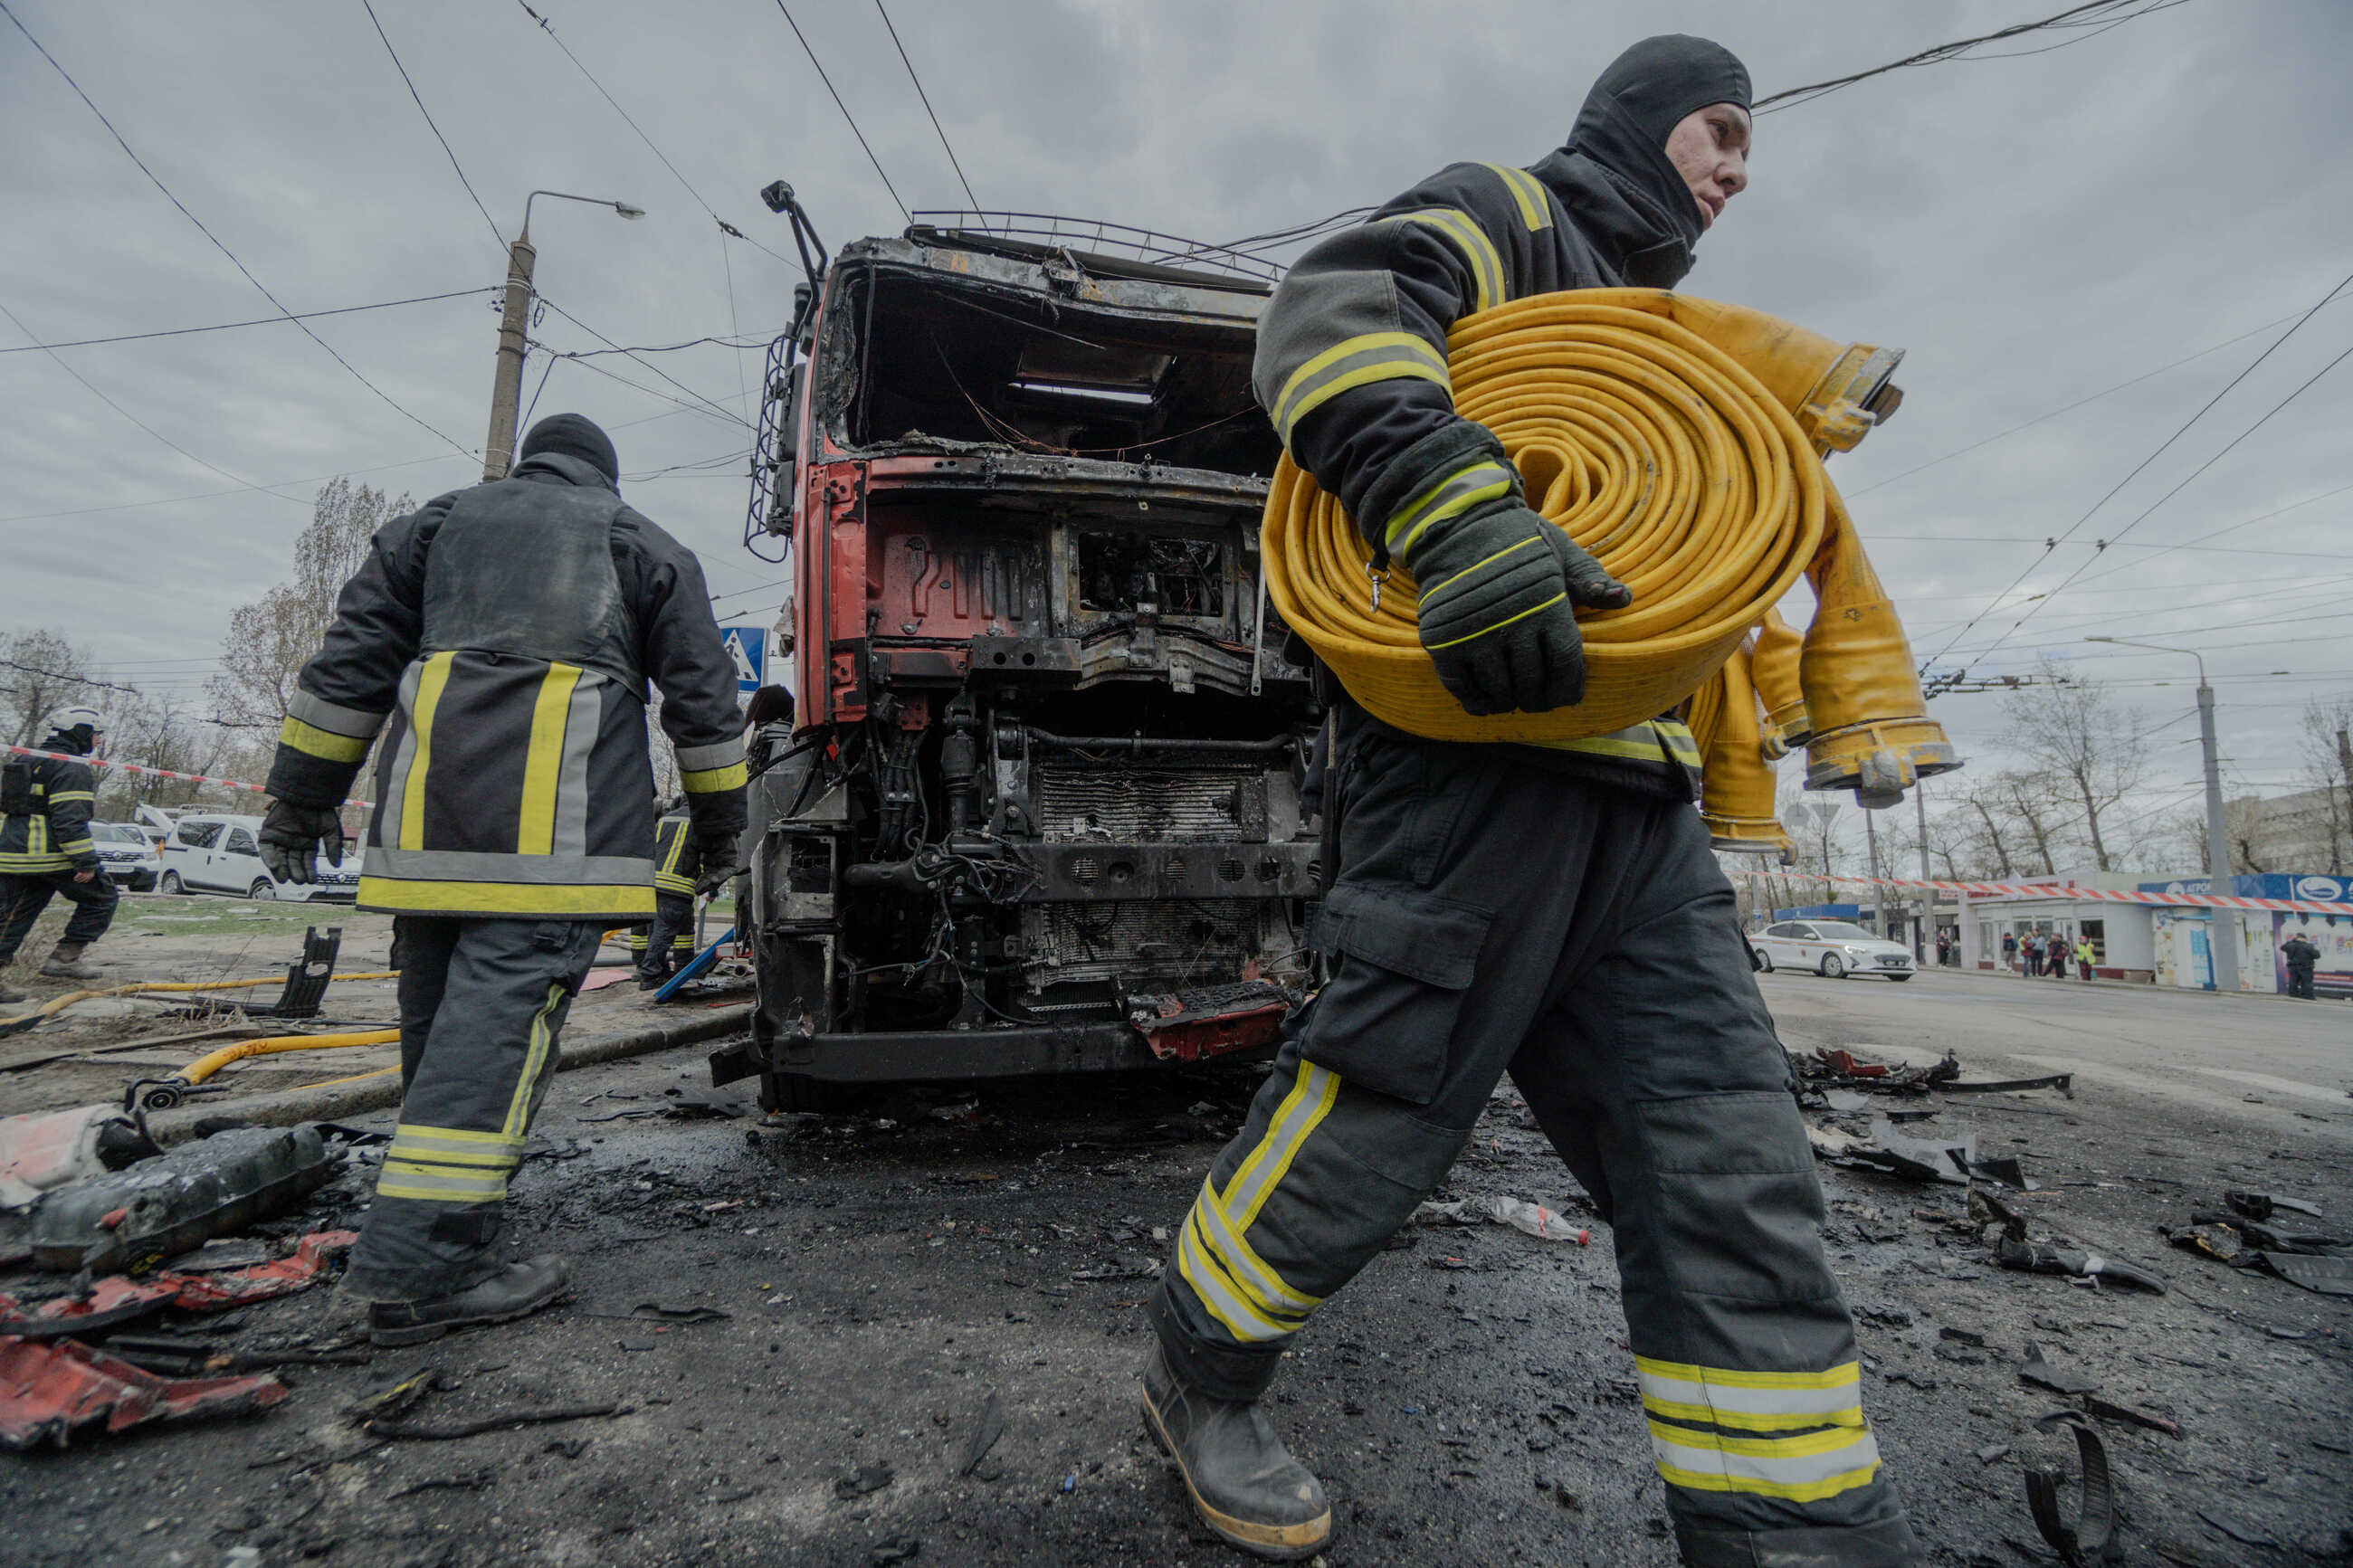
[1138,37,1921,1566]
[257,413,746,1346]
[0,706,119,1001]
[635,795,700,988]
[2282,930,2320,1000]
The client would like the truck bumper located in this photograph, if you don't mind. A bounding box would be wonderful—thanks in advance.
[712,1018,1279,1088]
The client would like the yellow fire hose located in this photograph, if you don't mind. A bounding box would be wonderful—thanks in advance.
[0,972,400,1037]
[129,1028,404,1111]
[1264,288,1957,806]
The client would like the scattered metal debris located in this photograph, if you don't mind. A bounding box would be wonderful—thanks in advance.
[1996,1238,2166,1294]
[28,1124,341,1273]
[1410,1195,1589,1242]
[957,1391,1005,1478]
[2018,1345,2101,1396]
[0,1334,287,1449]
[2026,1416,2115,1566]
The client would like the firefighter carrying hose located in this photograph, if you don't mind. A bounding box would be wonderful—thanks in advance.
[1139,37,1921,1565]
[258,413,746,1346]
[0,706,119,1001]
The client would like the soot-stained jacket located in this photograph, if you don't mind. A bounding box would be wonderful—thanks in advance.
[1255,149,1710,797]
[265,452,747,919]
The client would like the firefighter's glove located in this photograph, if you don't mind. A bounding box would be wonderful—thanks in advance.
[258,801,346,885]
[1405,501,1629,716]
[693,832,738,897]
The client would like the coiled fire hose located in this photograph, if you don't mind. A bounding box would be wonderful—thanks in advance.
[1264,289,1958,836]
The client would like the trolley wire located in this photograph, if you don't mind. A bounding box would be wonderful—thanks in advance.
[0,289,499,354]
[358,0,504,248]
[771,1,910,221]
[1,1,476,458]
[873,0,979,213]
[1754,0,2193,113]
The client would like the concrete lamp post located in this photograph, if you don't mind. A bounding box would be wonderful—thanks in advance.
[481,190,646,482]
[2084,636,2237,993]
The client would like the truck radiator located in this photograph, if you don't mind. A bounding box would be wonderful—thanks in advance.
[1034,763,1262,843]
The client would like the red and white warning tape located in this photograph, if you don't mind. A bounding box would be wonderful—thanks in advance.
[1727,866,2350,917]
[4,746,370,812]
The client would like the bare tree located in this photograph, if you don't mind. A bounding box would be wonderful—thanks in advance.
[1993,771,2066,876]
[1955,780,2019,879]
[210,479,411,731]
[0,628,108,745]
[2297,696,2353,874]
[2000,660,2148,871]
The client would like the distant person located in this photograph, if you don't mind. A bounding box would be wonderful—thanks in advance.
[636,795,700,989]
[2282,932,2320,1001]
[254,413,746,1346]
[0,706,119,1000]
[2048,935,2069,980]
[2074,936,2095,981]
[2001,931,2017,972]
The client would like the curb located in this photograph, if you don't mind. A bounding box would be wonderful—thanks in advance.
[145,1003,754,1145]
[1937,966,2342,1007]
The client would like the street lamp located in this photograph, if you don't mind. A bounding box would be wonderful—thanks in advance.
[481,191,647,481]
[2085,636,2237,993]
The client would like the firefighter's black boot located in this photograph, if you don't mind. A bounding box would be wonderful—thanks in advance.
[368,1255,570,1347]
[1142,1343,1330,1560]
[40,942,102,981]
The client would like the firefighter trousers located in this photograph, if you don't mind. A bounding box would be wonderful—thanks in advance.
[0,869,119,964]
[1148,720,1919,1565]
[341,916,602,1303]
[636,892,695,980]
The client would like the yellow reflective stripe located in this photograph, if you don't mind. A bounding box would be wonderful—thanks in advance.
[502,980,567,1141]
[680,760,748,794]
[376,1162,510,1202]
[1529,725,1681,763]
[1191,1178,1320,1317]
[1424,593,1565,651]
[1481,163,1552,230]
[398,652,456,852]
[1635,1355,1862,1392]
[1644,1395,1862,1434]
[1649,1419,1881,1502]
[1390,207,1502,312]
[279,716,370,765]
[357,876,657,916]
[517,662,583,856]
[393,1122,523,1145]
[1176,1209,1300,1343]
[1219,1062,1340,1234]
[1384,461,1515,556]
[1421,534,1541,603]
[1654,721,1702,762]
[55,840,95,855]
[46,791,94,804]
[386,1141,516,1168]
[1271,332,1450,442]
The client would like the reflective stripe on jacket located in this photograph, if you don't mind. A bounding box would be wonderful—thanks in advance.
[0,747,100,874]
[1255,154,1706,797]
[265,451,748,919]
[652,812,700,897]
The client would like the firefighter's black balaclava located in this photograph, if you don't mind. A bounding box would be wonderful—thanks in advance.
[1566,34,1751,289]
[519,413,621,486]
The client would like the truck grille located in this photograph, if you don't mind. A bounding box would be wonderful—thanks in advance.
[1024,898,1269,988]
[1035,764,1260,843]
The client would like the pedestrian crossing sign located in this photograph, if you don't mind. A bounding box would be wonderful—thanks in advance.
[719,626,766,698]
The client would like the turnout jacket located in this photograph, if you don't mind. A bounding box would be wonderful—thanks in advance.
[0,737,100,874]
[652,810,700,898]
[265,452,748,918]
[1254,150,1712,797]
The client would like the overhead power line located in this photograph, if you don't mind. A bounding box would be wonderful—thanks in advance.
[1924,270,2353,666]
[358,0,504,248]
[873,0,979,213]
[1753,0,2192,113]
[533,298,752,427]
[0,289,498,353]
[1,1,475,458]
[771,2,910,221]
[0,297,309,507]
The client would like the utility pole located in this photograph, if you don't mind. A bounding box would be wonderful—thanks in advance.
[2088,637,2237,992]
[1863,805,1882,936]
[481,190,645,482]
[1915,781,1933,962]
[482,235,537,481]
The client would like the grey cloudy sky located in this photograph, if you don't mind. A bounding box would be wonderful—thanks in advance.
[4,0,2348,846]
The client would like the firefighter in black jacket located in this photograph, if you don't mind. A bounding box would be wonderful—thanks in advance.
[635,797,700,987]
[258,413,746,1346]
[1138,38,1921,1566]
[0,706,119,1001]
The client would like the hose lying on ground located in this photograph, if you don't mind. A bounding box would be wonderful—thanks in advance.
[1264,288,1958,807]
[0,972,400,1038]
[133,1029,404,1110]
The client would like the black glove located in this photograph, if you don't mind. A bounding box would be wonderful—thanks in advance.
[258,800,347,885]
[693,832,738,897]
[1407,501,1629,716]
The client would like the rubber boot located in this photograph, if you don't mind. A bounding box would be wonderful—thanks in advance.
[1141,1343,1330,1561]
[40,942,103,981]
[368,1255,571,1347]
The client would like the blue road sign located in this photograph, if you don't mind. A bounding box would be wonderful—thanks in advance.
[719,626,767,697]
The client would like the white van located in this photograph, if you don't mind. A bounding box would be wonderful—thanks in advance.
[157,813,360,902]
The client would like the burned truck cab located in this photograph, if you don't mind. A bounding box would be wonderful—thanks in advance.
[719,220,1319,1109]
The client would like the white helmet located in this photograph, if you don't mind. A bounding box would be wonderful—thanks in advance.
[47,705,102,736]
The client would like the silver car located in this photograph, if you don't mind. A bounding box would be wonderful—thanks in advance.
[1751,919,1916,981]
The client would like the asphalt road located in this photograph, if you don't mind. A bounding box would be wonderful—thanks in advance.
[5,969,2348,1566]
